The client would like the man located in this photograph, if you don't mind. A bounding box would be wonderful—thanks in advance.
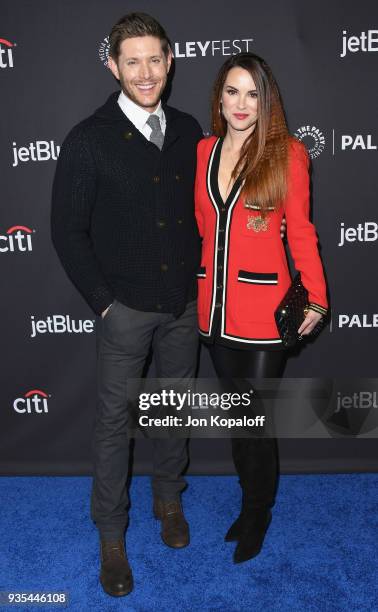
[51,13,202,597]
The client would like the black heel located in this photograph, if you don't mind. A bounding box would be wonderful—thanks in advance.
[225,513,244,542]
[229,437,277,561]
[233,508,272,563]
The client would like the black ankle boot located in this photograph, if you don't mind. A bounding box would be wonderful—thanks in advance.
[225,513,244,542]
[227,437,278,556]
[225,436,249,542]
[233,507,272,563]
[225,489,249,542]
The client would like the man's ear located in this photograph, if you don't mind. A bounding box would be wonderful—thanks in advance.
[108,56,120,80]
[166,46,173,73]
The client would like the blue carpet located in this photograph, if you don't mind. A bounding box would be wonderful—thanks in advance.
[0,475,377,611]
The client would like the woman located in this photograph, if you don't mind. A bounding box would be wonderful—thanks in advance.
[195,53,328,564]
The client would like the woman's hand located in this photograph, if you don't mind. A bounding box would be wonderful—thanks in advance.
[298,309,323,336]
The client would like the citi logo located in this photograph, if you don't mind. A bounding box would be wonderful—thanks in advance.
[172,38,253,58]
[338,314,378,328]
[340,29,378,58]
[338,222,378,246]
[335,391,378,412]
[341,134,377,150]
[0,38,15,68]
[293,126,325,159]
[0,226,34,253]
[31,315,95,338]
[12,141,60,167]
[98,36,110,67]
[13,389,50,414]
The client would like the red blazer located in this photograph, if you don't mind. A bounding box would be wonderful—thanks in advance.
[195,136,328,348]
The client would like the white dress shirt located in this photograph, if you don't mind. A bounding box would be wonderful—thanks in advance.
[117,91,166,139]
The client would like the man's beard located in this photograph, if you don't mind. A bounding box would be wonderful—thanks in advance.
[119,75,165,110]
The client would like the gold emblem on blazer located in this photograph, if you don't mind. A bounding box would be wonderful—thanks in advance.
[247,215,270,232]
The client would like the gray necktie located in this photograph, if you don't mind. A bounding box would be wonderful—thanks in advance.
[146,114,164,150]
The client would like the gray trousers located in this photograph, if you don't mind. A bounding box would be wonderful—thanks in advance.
[90,299,198,540]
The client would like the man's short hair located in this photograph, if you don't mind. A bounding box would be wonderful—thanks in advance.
[109,12,170,60]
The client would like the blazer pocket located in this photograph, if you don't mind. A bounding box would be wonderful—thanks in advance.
[197,266,207,279]
[237,270,278,285]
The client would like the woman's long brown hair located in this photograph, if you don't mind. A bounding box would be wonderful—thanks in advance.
[211,52,292,214]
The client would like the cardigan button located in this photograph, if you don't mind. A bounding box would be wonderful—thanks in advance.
[215,302,222,308]
[218,245,224,251]
[153,175,160,183]
[161,263,168,271]
[175,174,181,181]
[123,131,133,140]
[177,218,183,224]
[156,304,162,310]
[157,220,166,228]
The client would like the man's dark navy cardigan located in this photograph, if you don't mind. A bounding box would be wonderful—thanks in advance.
[51,91,203,316]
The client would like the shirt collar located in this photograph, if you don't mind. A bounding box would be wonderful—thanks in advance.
[118,91,165,131]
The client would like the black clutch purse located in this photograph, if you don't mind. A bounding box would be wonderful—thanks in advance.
[274,273,325,348]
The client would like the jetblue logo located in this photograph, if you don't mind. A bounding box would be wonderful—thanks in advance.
[338,222,378,246]
[335,391,378,412]
[12,141,60,167]
[31,315,95,338]
[340,30,378,58]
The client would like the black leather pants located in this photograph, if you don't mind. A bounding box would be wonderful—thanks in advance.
[208,344,287,509]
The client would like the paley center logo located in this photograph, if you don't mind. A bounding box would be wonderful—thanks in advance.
[98,35,254,66]
[293,126,325,159]
[0,38,15,68]
[338,313,378,328]
[336,132,377,152]
[172,38,254,58]
[13,389,50,414]
[99,36,110,67]
[338,222,378,246]
[340,29,378,58]
[30,315,95,338]
[12,140,60,167]
[0,225,34,253]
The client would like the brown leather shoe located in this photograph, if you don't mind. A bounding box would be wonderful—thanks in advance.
[100,539,133,597]
[153,499,190,548]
